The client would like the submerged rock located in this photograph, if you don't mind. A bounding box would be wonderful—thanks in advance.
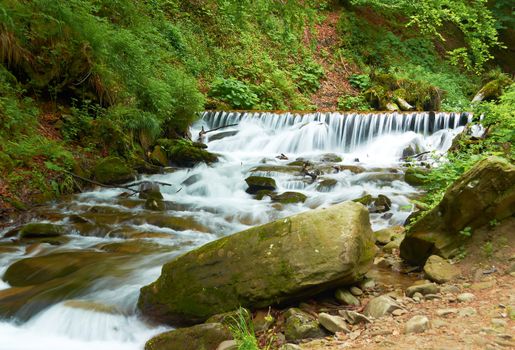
[245,176,277,194]
[138,182,163,200]
[93,156,136,185]
[272,191,307,204]
[316,178,337,192]
[138,201,376,325]
[401,157,515,265]
[145,323,232,350]
[19,223,66,239]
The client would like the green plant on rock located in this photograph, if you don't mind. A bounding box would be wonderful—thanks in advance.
[229,307,260,350]
[337,94,370,111]
[459,226,473,237]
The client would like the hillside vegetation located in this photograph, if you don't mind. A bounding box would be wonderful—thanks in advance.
[0,0,513,211]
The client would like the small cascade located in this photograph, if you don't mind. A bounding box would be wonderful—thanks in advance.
[0,109,472,350]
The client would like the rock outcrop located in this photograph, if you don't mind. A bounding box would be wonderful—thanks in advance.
[400,157,515,265]
[138,201,376,325]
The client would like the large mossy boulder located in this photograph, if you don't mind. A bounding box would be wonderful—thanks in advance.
[144,323,232,350]
[18,223,66,239]
[94,156,136,185]
[158,138,218,167]
[138,201,376,325]
[400,157,515,265]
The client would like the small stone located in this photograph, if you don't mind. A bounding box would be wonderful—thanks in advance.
[318,313,350,334]
[281,344,302,350]
[423,255,461,283]
[412,292,424,302]
[436,308,458,317]
[335,288,360,306]
[364,295,401,318]
[406,283,439,297]
[424,294,441,300]
[348,330,361,340]
[440,285,461,294]
[458,307,477,317]
[492,319,508,328]
[392,309,406,316]
[358,278,376,290]
[350,286,363,296]
[338,310,371,325]
[284,308,326,341]
[217,340,238,350]
[405,315,430,334]
[457,293,475,302]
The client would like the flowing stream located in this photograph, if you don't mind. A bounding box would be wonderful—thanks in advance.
[0,111,470,350]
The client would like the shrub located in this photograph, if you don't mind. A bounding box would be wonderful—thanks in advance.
[209,77,259,109]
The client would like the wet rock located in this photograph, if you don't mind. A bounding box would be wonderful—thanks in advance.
[405,315,430,334]
[335,288,360,306]
[157,138,218,167]
[363,295,401,318]
[457,293,475,302]
[401,157,515,265]
[406,283,439,297]
[138,201,376,325]
[404,168,428,186]
[95,241,162,255]
[338,310,371,325]
[145,323,232,350]
[353,194,373,206]
[142,214,209,233]
[285,308,326,341]
[255,190,274,200]
[272,192,307,204]
[3,251,109,287]
[382,239,403,253]
[138,182,163,200]
[150,146,169,167]
[374,226,404,245]
[63,300,120,315]
[316,178,337,192]
[320,153,342,163]
[423,255,461,283]
[144,198,165,211]
[19,223,66,239]
[337,165,366,174]
[94,156,136,185]
[370,195,392,213]
[318,313,350,334]
[250,165,302,175]
[245,176,277,194]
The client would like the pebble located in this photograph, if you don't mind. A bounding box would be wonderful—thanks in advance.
[436,308,458,316]
[412,292,424,302]
[217,340,238,350]
[350,286,363,296]
[335,288,360,306]
[281,344,302,350]
[406,283,439,297]
[338,310,371,325]
[458,307,477,317]
[424,293,441,300]
[457,292,475,302]
[405,315,430,334]
[359,278,376,290]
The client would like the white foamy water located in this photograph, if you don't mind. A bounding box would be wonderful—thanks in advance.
[0,111,470,349]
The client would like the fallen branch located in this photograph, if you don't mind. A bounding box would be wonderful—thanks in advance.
[64,170,140,194]
[198,123,238,141]
[402,151,431,161]
[126,180,173,188]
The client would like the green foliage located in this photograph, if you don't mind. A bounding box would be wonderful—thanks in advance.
[349,74,371,91]
[229,307,260,350]
[349,0,501,73]
[338,94,370,111]
[209,78,259,109]
[459,226,473,237]
[483,241,494,257]
[292,59,325,94]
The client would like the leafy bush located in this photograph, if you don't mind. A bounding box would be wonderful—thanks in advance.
[338,94,370,111]
[209,77,259,109]
[349,74,371,91]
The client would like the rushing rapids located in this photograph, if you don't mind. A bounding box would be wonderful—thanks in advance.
[0,111,470,349]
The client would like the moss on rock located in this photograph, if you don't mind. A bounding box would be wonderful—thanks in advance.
[145,323,232,350]
[94,156,136,185]
[137,201,376,326]
[245,176,277,194]
[158,138,218,167]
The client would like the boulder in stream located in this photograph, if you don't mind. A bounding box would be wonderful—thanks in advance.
[400,157,515,265]
[138,201,376,325]
[93,156,136,185]
[145,322,232,350]
[245,176,277,194]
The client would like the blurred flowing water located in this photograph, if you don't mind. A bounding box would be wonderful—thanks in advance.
[0,111,470,350]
